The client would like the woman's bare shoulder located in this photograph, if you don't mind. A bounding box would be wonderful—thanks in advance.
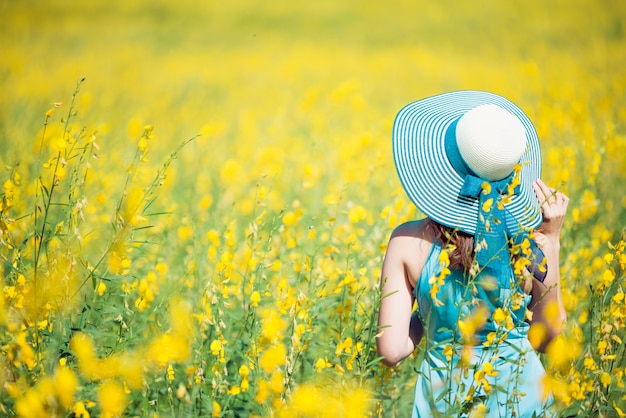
[387,219,435,259]
[386,219,435,286]
[390,219,434,241]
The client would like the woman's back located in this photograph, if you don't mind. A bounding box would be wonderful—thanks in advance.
[414,230,530,343]
[411,234,552,417]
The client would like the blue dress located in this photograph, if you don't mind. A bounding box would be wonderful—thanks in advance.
[411,240,555,417]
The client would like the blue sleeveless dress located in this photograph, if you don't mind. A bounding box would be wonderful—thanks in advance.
[411,240,555,417]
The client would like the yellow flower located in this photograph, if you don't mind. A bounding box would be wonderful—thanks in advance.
[546,335,582,371]
[3,179,15,199]
[334,363,345,376]
[513,253,531,275]
[469,403,488,418]
[601,371,612,388]
[177,383,188,399]
[439,248,450,266]
[97,281,107,297]
[210,339,224,357]
[498,194,512,209]
[16,331,36,370]
[474,368,493,394]
[280,381,373,418]
[286,384,320,415]
[97,381,127,418]
[458,305,489,343]
[70,333,97,373]
[137,136,148,153]
[348,205,367,224]
[428,248,452,306]
[177,225,193,241]
[283,210,302,226]
[255,380,270,403]
[492,307,513,330]
[483,331,499,347]
[238,364,251,391]
[335,337,353,356]
[148,334,191,365]
[261,308,287,341]
[15,388,46,417]
[528,323,547,348]
[206,229,220,246]
[465,384,476,402]
[602,269,616,288]
[482,198,493,213]
[583,356,596,371]
[482,361,498,377]
[52,136,68,152]
[315,357,331,372]
[443,345,455,361]
[228,386,241,395]
[259,342,286,372]
[73,401,90,418]
[270,369,284,393]
[212,401,221,417]
[302,163,319,189]
[54,366,78,408]
[250,290,261,307]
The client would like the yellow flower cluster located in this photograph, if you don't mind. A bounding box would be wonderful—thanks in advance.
[542,239,626,412]
[429,247,453,306]
[7,361,78,417]
[473,361,499,394]
[277,381,373,417]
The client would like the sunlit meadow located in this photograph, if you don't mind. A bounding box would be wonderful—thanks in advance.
[0,0,625,416]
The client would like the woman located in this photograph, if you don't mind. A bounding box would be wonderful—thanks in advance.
[377,91,568,417]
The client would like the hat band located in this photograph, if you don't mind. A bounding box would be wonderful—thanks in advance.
[444,117,477,179]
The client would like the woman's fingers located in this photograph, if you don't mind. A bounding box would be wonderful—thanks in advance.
[533,179,556,218]
[553,191,570,212]
[533,179,555,206]
[532,179,569,241]
[533,179,569,220]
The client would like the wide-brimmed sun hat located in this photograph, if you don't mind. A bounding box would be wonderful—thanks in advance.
[392,90,543,236]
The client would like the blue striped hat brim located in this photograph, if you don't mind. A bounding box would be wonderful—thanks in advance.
[392,90,542,235]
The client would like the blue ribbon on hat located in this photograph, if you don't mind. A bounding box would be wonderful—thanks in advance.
[444,119,546,284]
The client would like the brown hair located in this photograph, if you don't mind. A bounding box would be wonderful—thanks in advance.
[422,218,475,272]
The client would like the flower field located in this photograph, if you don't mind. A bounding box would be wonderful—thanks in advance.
[0,0,625,416]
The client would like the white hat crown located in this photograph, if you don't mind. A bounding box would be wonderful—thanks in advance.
[456,104,527,181]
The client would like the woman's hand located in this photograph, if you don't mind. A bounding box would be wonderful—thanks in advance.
[532,179,569,245]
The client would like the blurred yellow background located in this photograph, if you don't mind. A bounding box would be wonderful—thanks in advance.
[2,0,625,222]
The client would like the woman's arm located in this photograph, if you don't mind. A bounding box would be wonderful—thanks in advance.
[376,222,429,367]
[527,179,569,351]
